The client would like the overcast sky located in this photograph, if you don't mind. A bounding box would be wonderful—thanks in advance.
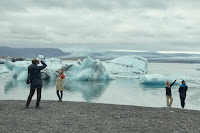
[0,0,200,52]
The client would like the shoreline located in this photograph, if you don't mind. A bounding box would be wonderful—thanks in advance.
[0,100,200,132]
[2,56,200,64]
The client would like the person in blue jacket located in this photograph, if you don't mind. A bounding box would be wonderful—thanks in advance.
[25,59,47,109]
[179,80,188,109]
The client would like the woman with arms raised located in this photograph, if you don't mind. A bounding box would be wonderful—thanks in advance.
[165,79,177,108]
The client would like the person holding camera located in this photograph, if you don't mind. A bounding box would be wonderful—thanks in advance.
[25,59,47,109]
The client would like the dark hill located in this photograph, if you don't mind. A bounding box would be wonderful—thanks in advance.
[0,46,69,58]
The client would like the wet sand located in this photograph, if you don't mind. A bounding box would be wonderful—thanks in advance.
[0,100,200,133]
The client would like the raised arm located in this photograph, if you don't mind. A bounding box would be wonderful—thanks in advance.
[38,61,47,70]
[170,80,177,87]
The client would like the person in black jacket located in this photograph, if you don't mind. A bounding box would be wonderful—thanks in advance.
[165,79,177,108]
[25,59,47,109]
[179,80,188,109]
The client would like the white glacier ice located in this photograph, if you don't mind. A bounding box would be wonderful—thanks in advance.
[62,56,115,81]
[0,59,5,64]
[37,54,62,62]
[4,56,64,81]
[37,55,45,60]
[5,60,31,79]
[103,56,148,78]
[4,55,114,81]
[139,74,174,84]
[196,67,200,71]
[4,61,15,70]
[0,66,9,74]
[139,74,200,84]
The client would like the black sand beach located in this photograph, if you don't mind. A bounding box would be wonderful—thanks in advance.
[0,100,200,133]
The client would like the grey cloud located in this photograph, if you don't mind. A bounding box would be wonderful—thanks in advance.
[0,0,200,52]
[0,0,170,12]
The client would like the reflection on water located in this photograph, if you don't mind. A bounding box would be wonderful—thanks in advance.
[4,80,30,93]
[64,80,111,101]
[139,84,164,90]
[3,79,111,102]
[139,83,180,92]
[2,77,200,110]
[4,79,55,93]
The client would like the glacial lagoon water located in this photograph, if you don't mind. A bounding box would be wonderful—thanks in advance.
[0,63,200,110]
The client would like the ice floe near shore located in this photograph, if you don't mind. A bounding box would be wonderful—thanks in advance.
[4,56,115,81]
[3,54,200,84]
[3,55,150,81]
[62,57,115,81]
[139,74,175,84]
[0,59,5,64]
[104,56,148,78]
[140,74,200,84]
[4,57,64,81]
[0,66,9,74]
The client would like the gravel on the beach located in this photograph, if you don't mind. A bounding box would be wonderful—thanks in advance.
[0,100,200,133]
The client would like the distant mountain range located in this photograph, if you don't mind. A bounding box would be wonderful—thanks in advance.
[0,46,69,58]
[1,46,200,63]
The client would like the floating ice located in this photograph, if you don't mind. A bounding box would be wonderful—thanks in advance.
[37,55,62,62]
[4,61,15,70]
[37,54,45,61]
[0,59,5,64]
[104,56,148,78]
[4,55,64,81]
[139,74,200,84]
[62,56,115,81]
[196,67,200,71]
[139,74,173,84]
[5,61,30,80]
[0,66,9,74]
[4,55,114,81]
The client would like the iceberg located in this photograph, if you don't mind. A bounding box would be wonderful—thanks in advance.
[4,61,15,70]
[62,56,115,81]
[196,67,200,71]
[4,56,64,81]
[139,74,173,84]
[139,74,200,84]
[37,54,62,62]
[0,66,9,74]
[0,59,5,64]
[103,56,148,78]
[4,55,114,81]
[5,60,30,80]
[37,54,45,60]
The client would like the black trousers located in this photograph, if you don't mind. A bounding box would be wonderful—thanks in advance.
[57,90,63,100]
[180,95,186,108]
[26,88,42,107]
